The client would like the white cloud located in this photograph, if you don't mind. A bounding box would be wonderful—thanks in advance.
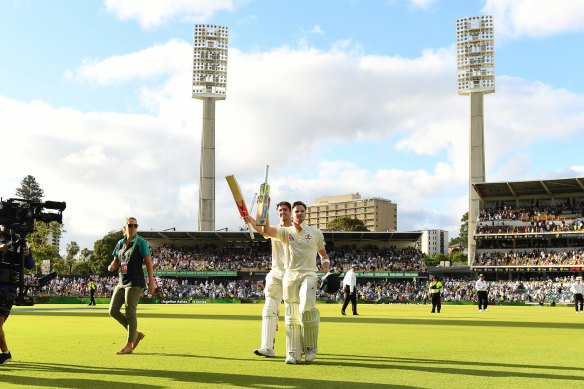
[408,0,437,10]
[309,24,325,35]
[2,36,584,251]
[103,0,238,29]
[483,0,584,39]
[69,39,190,86]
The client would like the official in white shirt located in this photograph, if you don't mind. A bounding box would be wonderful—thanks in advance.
[341,265,358,316]
[475,274,489,311]
[570,276,584,313]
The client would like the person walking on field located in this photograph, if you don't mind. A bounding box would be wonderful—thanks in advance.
[571,276,584,314]
[88,278,97,306]
[245,201,330,364]
[429,275,443,314]
[108,217,156,354]
[253,201,292,358]
[475,274,489,312]
[341,265,358,316]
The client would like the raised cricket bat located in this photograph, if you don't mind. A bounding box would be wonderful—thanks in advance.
[225,175,254,239]
[255,165,270,226]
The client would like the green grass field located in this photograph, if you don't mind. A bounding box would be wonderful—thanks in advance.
[2,303,584,388]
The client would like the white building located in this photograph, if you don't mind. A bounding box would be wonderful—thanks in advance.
[419,229,449,257]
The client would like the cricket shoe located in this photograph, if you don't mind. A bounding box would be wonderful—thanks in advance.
[305,347,316,363]
[253,348,275,358]
[285,352,300,364]
[0,352,12,365]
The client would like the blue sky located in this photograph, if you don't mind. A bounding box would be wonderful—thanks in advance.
[1,0,584,252]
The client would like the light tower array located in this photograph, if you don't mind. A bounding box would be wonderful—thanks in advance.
[456,15,495,265]
[192,24,229,231]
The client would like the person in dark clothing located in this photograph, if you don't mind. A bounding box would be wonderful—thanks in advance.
[429,275,443,313]
[88,278,96,306]
[0,227,34,365]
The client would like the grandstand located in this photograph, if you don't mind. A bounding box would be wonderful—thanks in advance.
[472,177,584,280]
[138,230,427,283]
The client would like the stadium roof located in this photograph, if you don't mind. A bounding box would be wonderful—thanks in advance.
[473,177,584,199]
[139,230,422,244]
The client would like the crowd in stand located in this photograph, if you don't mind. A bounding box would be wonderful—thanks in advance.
[328,247,426,272]
[474,249,584,267]
[478,203,584,222]
[151,245,272,272]
[476,220,584,235]
[25,274,579,305]
[150,245,427,273]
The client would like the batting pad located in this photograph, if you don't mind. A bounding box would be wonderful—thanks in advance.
[285,303,302,358]
[301,308,320,353]
[261,314,278,350]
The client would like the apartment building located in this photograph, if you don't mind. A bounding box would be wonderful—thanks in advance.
[419,229,449,257]
[306,193,397,232]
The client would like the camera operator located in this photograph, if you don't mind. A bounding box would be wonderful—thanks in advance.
[0,226,34,365]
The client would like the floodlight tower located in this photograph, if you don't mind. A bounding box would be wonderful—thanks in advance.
[456,16,495,265]
[192,24,229,231]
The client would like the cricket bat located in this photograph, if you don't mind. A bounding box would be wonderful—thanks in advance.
[225,175,254,239]
[255,165,270,226]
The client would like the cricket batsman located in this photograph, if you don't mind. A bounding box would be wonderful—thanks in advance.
[245,200,330,364]
[253,201,292,358]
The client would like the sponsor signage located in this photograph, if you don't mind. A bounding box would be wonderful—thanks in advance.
[152,270,238,277]
[318,271,421,278]
[474,267,582,273]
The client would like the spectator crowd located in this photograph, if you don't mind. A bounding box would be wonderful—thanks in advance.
[150,245,427,273]
[474,249,584,267]
[25,274,579,306]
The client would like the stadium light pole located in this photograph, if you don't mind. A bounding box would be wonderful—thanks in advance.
[192,24,229,232]
[456,16,495,266]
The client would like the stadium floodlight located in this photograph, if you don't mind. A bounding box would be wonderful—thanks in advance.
[456,15,495,265]
[192,24,229,232]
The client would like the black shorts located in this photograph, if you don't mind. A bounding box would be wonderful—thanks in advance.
[0,288,16,320]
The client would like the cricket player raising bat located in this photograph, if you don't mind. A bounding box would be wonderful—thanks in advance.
[245,201,330,364]
[253,200,292,358]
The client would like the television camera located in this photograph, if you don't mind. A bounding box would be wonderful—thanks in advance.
[0,197,66,305]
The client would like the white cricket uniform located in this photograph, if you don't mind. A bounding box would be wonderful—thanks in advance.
[276,220,326,362]
[276,221,324,309]
[263,237,286,302]
[256,230,287,353]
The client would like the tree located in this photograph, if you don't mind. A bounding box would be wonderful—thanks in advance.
[15,175,45,202]
[327,216,369,232]
[71,260,93,275]
[450,251,467,265]
[79,248,91,261]
[27,220,64,274]
[64,241,80,274]
[449,212,468,249]
[422,254,439,267]
[91,230,124,274]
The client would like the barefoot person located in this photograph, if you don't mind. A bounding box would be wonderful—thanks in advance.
[108,217,155,354]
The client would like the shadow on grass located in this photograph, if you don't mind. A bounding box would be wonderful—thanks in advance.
[319,353,584,373]
[13,310,584,330]
[136,352,584,381]
[311,354,584,382]
[0,372,163,388]
[5,361,417,388]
